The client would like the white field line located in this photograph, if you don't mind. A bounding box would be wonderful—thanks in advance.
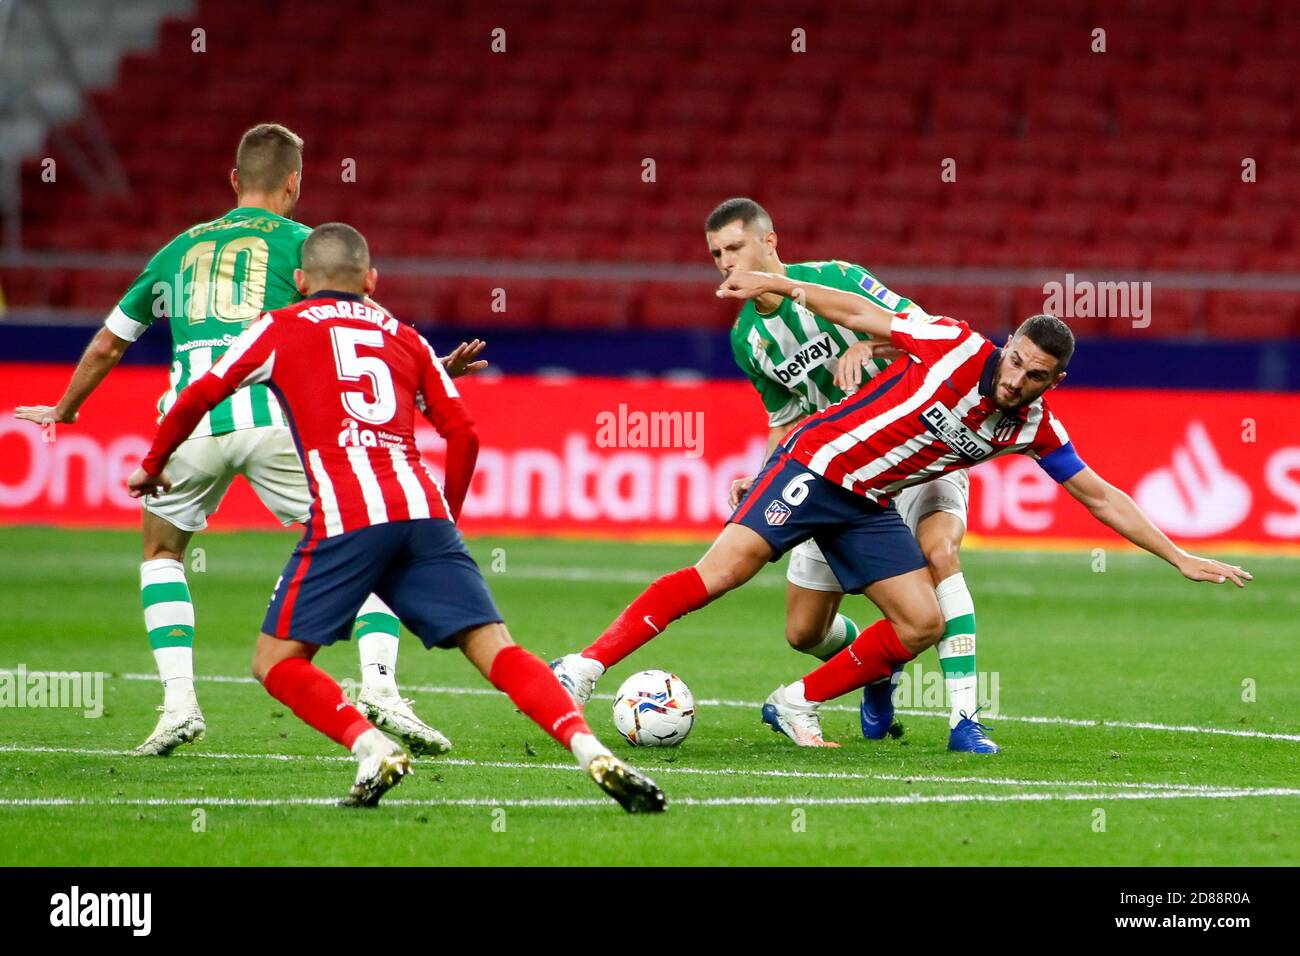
[2,789,1300,809]
[6,550,1289,603]
[101,671,1300,743]
[0,744,1284,796]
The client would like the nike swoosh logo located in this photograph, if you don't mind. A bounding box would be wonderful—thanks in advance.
[643,616,660,634]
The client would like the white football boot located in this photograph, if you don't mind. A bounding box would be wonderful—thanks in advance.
[134,706,206,756]
[761,683,840,748]
[356,688,451,756]
[548,654,605,706]
[342,731,412,808]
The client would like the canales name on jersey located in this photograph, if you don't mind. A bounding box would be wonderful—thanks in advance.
[106,207,311,438]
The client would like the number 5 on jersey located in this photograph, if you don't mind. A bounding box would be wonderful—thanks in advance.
[331,326,396,424]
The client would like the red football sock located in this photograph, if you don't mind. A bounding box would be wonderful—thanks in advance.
[489,645,591,748]
[263,656,373,750]
[802,619,915,703]
[582,567,709,669]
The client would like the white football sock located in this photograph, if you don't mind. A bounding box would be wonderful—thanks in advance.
[156,647,197,713]
[350,727,394,760]
[785,680,813,707]
[355,594,400,696]
[569,732,611,771]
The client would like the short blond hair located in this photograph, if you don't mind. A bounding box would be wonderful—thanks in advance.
[234,123,303,193]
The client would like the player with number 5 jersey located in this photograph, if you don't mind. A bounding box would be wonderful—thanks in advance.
[128,223,666,811]
[13,124,479,758]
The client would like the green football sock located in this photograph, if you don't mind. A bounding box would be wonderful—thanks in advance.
[803,612,859,661]
[934,572,977,729]
[141,558,197,713]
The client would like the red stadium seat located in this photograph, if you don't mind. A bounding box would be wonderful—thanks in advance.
[548,280,636,329]
[452,279,550,329]
[1205,291,1298,339]
[639,282,735,329]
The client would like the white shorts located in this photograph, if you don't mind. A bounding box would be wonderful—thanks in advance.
[143,427,311,533]
[785,470,969,593]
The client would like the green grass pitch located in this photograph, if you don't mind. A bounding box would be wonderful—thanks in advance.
[0,526,1296,866]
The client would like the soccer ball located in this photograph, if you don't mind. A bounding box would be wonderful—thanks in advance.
[611,670,695,747]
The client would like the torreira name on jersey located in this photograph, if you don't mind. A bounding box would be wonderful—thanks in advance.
[140,292,478,538]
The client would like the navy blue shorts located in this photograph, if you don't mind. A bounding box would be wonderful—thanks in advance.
[263,519,503,649]
[729,453,927,592]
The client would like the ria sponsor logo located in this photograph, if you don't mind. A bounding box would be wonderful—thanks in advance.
[337,418,404,449]
[50,886,151,936]
[919,403,994,461]
[772,333,835,386]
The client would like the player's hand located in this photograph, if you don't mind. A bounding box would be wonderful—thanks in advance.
[126,467,172,499]
[716,270,776,301]
[834,341,877,393]
[728,476,755,509]
[442,339,489,378]
[14,404,76,425]
[1175,553,1252,588]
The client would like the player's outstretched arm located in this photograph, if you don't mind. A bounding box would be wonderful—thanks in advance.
[717,270,898,340]
[1062,466,1252,587]
[14,327,132,424]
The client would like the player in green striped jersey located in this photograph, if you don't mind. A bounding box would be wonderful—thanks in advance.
[709,198,996,753]
[16,125,484,758]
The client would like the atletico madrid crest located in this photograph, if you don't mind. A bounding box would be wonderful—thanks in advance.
[993,414,1020,443]
[764,500,792,526]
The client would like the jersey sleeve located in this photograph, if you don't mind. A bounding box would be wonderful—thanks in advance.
[889,315,978,364]
[730,324,807,427]
[415,334,474,436]
[1024,403,1088,484]
[106,245,172,341]
[804,261,930,321]
[415,333,478,521]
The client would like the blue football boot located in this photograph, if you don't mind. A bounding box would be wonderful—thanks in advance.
[947,708,1000,753]
[859,666,904,740]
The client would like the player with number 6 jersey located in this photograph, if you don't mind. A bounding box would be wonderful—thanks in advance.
[552,268,1251,750]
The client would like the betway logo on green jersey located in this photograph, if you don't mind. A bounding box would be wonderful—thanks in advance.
[772,333,836,385]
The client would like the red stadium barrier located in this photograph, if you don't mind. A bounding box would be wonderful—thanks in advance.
[2,364,1298,549]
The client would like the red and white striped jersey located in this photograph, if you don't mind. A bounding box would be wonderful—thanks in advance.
[784,316,1083,503]
[142,292,476,538]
